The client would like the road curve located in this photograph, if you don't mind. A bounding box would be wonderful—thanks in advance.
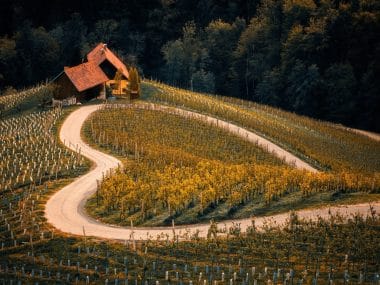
[45,103,379,241]
[345,127,380,142]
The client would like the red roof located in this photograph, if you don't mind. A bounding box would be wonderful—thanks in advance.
[61,43,129,92]
[64,62,109,92]
[87,43,129,79]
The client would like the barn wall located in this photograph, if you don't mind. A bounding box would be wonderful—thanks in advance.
[54,73,104,102]
[55,73,80,100]
[81,85,103,101]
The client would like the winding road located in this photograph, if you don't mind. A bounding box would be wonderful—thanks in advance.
[45,103,380,241]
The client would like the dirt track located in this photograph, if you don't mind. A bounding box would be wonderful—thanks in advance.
[44,104,379,240]
[345,127,380,142]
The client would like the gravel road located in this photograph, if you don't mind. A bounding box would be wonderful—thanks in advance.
[44,104,379,240]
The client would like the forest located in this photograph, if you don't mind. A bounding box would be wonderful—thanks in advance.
[0,0,379,131]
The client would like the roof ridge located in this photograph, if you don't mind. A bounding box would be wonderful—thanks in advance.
[60,43,129,92]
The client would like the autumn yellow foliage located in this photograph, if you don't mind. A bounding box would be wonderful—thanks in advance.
[85,107,380,225]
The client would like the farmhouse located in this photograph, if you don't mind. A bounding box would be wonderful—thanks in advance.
[53,43,129,104]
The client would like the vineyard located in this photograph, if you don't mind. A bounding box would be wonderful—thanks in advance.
[0,103,89,249]
[0,83,379,284]
[83,106,380,227]
[1,189,380,285]
[0,125,379,285]
[0,84,55,118]
[0,108,88,194]
[144,81,380,174]
[0,83,88,197]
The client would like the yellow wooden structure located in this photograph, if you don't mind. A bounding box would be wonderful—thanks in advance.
[106,79,129,97]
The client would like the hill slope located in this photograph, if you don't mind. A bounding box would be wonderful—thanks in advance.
[144,81,380,174]
[80,85,379,226]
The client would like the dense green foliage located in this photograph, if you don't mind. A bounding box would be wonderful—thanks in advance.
[159,0,380,131]
[0,0,379,131]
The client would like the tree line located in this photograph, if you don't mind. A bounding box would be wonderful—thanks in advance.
[0,0,379,131]
[160,0,380,131]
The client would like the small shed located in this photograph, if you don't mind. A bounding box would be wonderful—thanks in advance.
[53,43,130,102]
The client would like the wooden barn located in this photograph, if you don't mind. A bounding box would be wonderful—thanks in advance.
[53,43,129,104]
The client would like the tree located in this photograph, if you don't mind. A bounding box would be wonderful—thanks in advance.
[204,18,245,94]
[113,69,123,96]
[91,19,118,45]
[255,67,284,106]
[286,60,322,115]
[161,40,186,86]
[162,21,205,89]
[30,27,60,82]
[181,21,202,86]
[128,67,140,98]
[358,55,380,132]
[191,69,215,94]
[323,63,357,123]
[282,0,317,32]
[0,37,17,88]
[14,21,34,85]
[13,22,60,86]
[232,0,283,99]
[58,13,88,66]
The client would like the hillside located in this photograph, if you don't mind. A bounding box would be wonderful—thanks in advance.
[144,81,380,173]
[73,82,380,228]
[0,85,379,284]
[1,0,380,282]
